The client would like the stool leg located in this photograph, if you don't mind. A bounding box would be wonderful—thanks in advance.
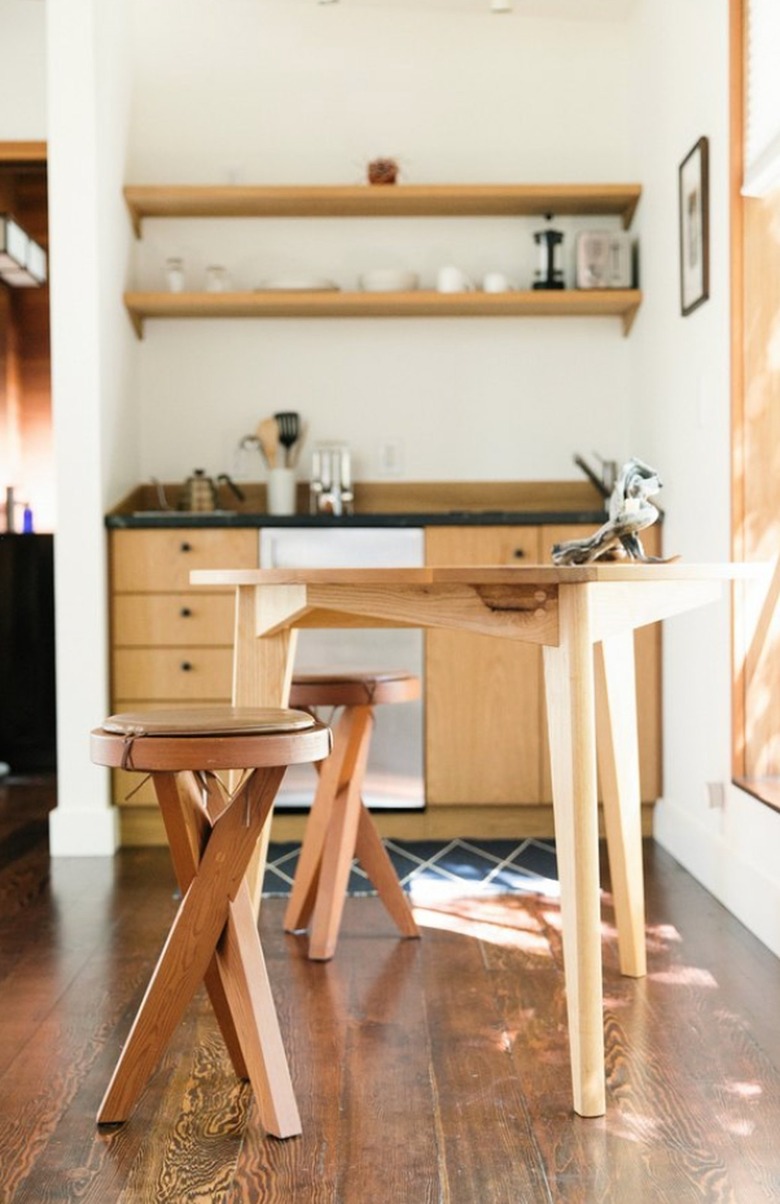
[308,707,373,961]
[157,769,301,1133]
[97,765,296,1132]
[353,807,420,939]
[157,772,248,1081]
[218,881,302,1138]
[283,710,354,934]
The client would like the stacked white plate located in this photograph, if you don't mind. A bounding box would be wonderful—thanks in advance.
[256,276,340,291]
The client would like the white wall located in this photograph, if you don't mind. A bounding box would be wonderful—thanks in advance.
[126,0,638,486]
[631,0,780,957]
[0,0,46,137]
[46,0,137,855]
[33,0,780,960]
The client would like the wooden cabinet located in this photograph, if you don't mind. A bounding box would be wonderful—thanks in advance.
[424,523,662,810]
[108,528,258,820]
[123,182,642,338]
[425,526,544,804]
[109,520,661,843]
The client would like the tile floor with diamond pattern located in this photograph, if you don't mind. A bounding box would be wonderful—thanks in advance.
[263,837,559,902]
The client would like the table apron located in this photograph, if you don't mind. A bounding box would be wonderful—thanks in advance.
[251,581,560,645]
[247,577,724,648]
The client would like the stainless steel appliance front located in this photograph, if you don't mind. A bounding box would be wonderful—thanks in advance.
[259,527,425,810]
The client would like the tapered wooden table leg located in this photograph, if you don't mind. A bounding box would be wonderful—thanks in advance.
[232,584,299,917]
[595,633,647,978]
[543,583,605,1118]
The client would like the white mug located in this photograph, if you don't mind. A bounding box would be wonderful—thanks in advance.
[267,467,297,516]
[482,271,514,293]
[436,265,474,293]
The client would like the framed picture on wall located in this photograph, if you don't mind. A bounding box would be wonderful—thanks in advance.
[679,136,710,316]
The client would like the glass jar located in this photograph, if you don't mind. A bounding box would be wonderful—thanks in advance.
[165,257,185,292]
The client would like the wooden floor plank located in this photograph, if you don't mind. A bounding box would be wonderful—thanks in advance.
[2,778,780,1202]
[417,914,554,1203]
[335,922,439,1204]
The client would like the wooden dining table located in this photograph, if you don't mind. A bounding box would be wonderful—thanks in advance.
[191,560,744,1119]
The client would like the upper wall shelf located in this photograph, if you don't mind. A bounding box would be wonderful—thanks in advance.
[123,182,642,237]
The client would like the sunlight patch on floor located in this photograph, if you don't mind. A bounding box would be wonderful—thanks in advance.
[413,902,553,954]
[721,1079,763,1098]
[648,965,719,988]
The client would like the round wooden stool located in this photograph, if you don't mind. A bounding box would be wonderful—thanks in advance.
[284,671,421,961]
[90,705,331,1138]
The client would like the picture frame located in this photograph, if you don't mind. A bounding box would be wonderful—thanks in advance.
[679,136,710,316]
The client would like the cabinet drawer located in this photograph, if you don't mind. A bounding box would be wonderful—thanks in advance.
[111,528,258,593]
[112,648,233,700]
[112,593,235,647]
[425,525,539,566]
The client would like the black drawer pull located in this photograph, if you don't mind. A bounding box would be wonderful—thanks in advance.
[180,607,192,618]
[180,661,193,672]
[513,548,526,559]
[180,541,192,553]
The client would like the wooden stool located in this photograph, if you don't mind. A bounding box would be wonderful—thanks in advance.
[90,705,331,1137]
[284,671,421,961]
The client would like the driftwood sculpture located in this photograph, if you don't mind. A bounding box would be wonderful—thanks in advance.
[552,458,666,565]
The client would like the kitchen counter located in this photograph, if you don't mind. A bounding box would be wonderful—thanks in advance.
[106,508,609,529]
[106,479,614,529]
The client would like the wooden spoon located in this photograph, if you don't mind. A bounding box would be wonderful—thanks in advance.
[256,416,280,469]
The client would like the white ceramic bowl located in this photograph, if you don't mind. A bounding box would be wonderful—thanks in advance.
[358,268,419,293]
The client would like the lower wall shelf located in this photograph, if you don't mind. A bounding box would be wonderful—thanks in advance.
[124,288,642,339]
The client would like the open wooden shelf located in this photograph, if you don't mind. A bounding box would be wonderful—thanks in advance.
[124,182,642,237]
[124,287,642,339]
[124,182,643,335]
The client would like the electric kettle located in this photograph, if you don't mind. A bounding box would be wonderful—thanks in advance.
[178,469,245,512]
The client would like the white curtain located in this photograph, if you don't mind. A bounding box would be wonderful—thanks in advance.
[742,0,780,196]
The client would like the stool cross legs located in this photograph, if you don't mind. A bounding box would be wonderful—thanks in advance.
[91,707,330,1137]
[284,671,421,961]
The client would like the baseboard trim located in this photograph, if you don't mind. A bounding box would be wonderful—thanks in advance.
[49,805,120,856]
[119,801,656,847]
[654,798,780,958]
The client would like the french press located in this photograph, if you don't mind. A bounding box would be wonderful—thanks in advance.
[533,213,565,290]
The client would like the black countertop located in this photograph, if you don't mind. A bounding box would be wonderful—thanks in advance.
[106,509,609,530]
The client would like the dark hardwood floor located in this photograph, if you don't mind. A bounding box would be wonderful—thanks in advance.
[1,776,779,1202]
